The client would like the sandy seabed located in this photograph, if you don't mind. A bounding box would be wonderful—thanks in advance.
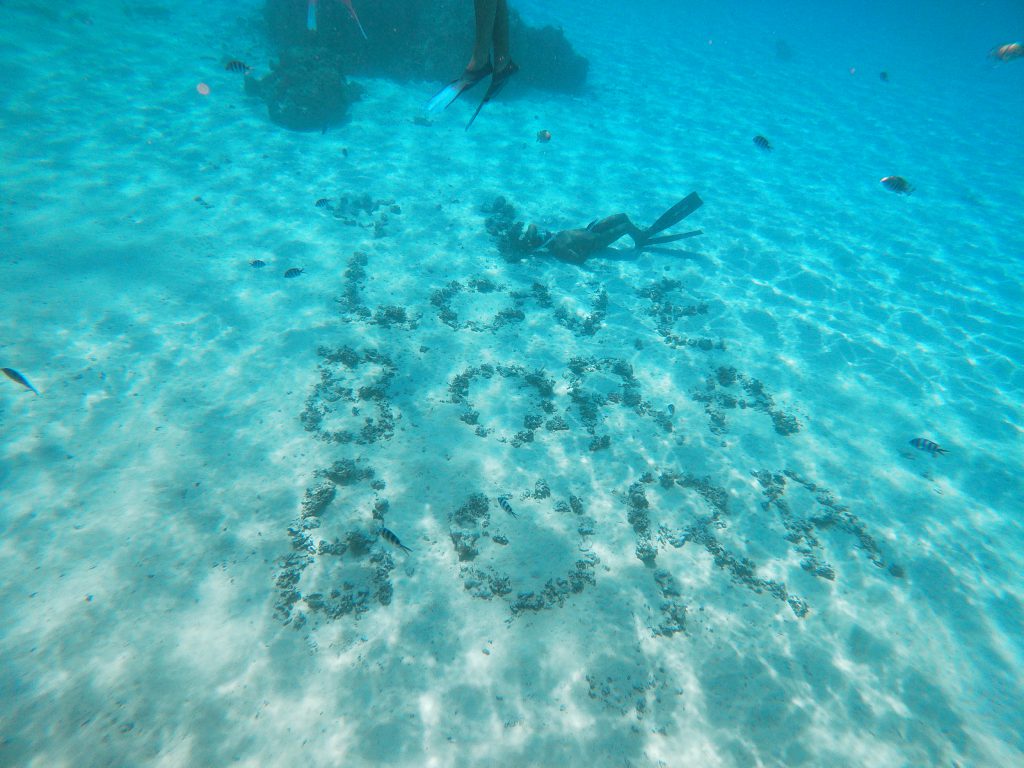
[2,1,1022,766]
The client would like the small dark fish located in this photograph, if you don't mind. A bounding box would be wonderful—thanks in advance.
[666,404,675,416]
[225,60,251,74]
[879,71,889,82]
[250,259,266,268]
[753,135,772,152]
[881,175,914,194]
[2,367,40,396]
[498,497,517,518]
[314,198,331,208]
[284,268,304,278]
[910,437,948,455]
[381,527,412,553]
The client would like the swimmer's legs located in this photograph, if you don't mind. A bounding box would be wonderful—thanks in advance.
[470,0,510,73]
[470,0,498,72]
[429,0,515,118]
[491,0,510,73]
[427,0,497,111]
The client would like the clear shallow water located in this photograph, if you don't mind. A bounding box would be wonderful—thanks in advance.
[1,1,1022,766]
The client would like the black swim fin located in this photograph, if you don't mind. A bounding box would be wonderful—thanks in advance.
[643,229,703,245]
[465,60,519,130]
[636,192,703,247]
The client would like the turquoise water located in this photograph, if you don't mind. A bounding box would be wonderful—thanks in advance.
[1,1,1022,766]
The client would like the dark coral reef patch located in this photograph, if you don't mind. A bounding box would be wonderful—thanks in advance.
[244,45,363,131]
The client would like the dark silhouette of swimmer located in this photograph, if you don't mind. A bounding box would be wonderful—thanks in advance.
[532,193,704,264]
[428,0,518,129]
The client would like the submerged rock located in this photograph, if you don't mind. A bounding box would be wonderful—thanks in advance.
[245,45,362,131]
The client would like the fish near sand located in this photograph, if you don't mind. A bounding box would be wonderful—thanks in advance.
[2,367,40,396]
[225,60,251,74]
[498,497,517,518]
[284,267,304,278]
[881,175,913,194]
[536,130,552,143]
[753,135,772,151]
[381,527,412,553]
[910,437,948,455]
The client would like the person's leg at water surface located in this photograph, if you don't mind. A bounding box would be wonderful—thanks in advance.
[307,0,367,38]
[427,0,518,123]
[469,0,510,74]
[463,0,519,127]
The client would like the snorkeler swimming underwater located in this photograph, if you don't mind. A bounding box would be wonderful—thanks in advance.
[531,192,705,264]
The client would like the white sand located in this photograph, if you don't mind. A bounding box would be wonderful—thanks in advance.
[2,0,1023,766]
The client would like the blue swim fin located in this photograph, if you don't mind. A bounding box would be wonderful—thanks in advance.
[427,62,492,113]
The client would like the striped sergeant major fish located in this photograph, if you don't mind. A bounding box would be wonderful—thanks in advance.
[910,437,948,456]
[2,367,40,396]
[380,527,412,553]
[497,497,517,518]
[881,175,914,194]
